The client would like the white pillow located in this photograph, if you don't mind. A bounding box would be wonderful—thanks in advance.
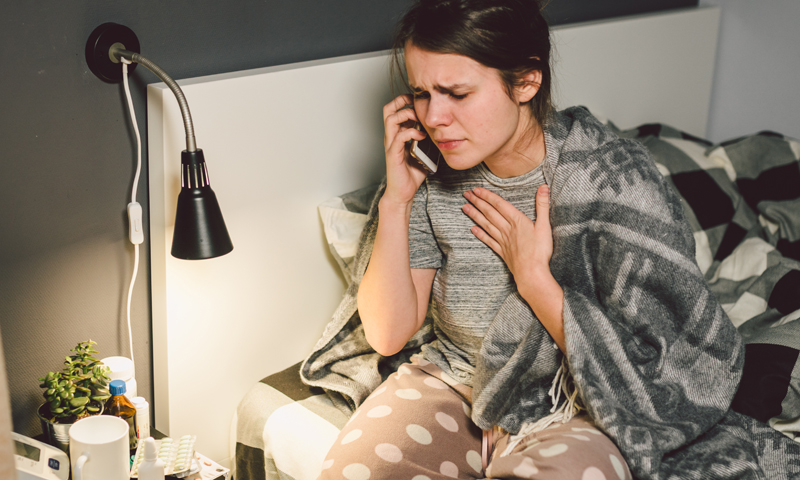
[317,184,379,283]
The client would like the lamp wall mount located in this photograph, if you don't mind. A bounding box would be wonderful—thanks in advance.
[85,22,140,82]
[85,23,197,152]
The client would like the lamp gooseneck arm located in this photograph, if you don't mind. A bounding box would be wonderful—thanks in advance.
[111,45,197,152]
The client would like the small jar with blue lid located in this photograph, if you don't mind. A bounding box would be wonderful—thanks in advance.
[105,379,139,451]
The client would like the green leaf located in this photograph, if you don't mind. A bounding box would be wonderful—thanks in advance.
[85,406,100,413]
[69,397,89,407]
[52,407,64,414]
[90,394,110,402]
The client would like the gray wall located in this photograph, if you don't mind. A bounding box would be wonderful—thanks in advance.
[1,0,696,439]
[700,0,800,142]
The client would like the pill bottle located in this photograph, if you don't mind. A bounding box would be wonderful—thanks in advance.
[100,356,138,399]
[138,437,166,480]
[105,379,139,451]
[131,396,151,440]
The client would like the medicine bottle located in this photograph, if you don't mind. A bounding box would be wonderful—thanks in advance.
[105,379,139,451]
[131,396,151,440]
[138,437,166,480]
[100,356,138,399]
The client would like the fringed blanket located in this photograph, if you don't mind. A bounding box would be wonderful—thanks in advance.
[301,107,800,479]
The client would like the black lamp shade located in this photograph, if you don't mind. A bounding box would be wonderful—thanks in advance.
[171,150,233,260]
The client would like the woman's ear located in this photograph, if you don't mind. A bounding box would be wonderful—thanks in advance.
[516,70,542,104]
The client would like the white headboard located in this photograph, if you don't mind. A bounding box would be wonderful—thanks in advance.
[147,6,720,465]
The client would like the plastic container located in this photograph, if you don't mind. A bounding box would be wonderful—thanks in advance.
[137,437,166,480]
[100,356,138,399]
[131,396,151,440]
[131,435,197,477]
[105,379,139,451]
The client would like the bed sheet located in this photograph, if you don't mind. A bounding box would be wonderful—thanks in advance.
[233,362,349,480]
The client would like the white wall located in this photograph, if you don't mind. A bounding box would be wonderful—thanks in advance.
[700,0,800,142]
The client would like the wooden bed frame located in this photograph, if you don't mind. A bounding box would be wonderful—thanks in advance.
[147,6,720,465]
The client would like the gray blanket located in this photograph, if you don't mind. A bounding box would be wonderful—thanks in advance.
[301,107,800,479]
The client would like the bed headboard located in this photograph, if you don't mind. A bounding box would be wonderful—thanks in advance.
[147,6,720,465]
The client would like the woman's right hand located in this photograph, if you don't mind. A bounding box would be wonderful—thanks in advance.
[382,94,429,207]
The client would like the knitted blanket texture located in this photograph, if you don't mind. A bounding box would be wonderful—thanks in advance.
[301,107,800,479]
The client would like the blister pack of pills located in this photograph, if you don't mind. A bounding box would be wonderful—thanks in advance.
[130,435,197,477]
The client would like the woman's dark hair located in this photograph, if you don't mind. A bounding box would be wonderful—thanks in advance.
[392,0,553,126]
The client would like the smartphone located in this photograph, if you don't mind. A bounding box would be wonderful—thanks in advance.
[409,124,441,174]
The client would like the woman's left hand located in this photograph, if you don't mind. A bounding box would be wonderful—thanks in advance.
[462,185,553,290]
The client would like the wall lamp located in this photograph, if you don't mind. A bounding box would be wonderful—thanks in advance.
[85,23,233,260]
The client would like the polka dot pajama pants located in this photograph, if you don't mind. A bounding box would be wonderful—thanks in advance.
[318,357,632,480]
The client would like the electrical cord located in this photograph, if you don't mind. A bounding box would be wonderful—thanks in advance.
[122,59,142,207]
[121,59,141,374]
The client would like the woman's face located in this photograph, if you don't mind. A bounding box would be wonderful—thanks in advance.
[404,42,539,175]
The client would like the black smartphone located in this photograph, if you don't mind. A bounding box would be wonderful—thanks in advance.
[409,124,441,174]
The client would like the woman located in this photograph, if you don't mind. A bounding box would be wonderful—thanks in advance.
[306,0,752,478]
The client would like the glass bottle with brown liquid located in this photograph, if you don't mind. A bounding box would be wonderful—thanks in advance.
[105,379,139,452]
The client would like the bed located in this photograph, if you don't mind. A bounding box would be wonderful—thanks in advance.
[143,5,800,479]
[232,122,800,480]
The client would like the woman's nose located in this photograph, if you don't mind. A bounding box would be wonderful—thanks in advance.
[425,96,451,127]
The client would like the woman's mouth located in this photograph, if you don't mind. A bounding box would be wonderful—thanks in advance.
[436,139,464,151]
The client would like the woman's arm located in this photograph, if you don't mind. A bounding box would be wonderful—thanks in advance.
[358,198,436,356]
[358,94,437,356]
[516,266,564,352]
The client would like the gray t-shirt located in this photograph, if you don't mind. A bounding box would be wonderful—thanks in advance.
[409,161,546,386]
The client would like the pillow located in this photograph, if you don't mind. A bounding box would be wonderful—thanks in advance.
[318,183,380,284]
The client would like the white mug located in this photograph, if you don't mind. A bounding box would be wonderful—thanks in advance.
[69,415,130,480]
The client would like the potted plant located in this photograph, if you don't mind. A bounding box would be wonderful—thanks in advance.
[37,339,112,452]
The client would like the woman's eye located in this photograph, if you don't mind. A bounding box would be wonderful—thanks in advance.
[450,93,467,100]
[413,92,430,100]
